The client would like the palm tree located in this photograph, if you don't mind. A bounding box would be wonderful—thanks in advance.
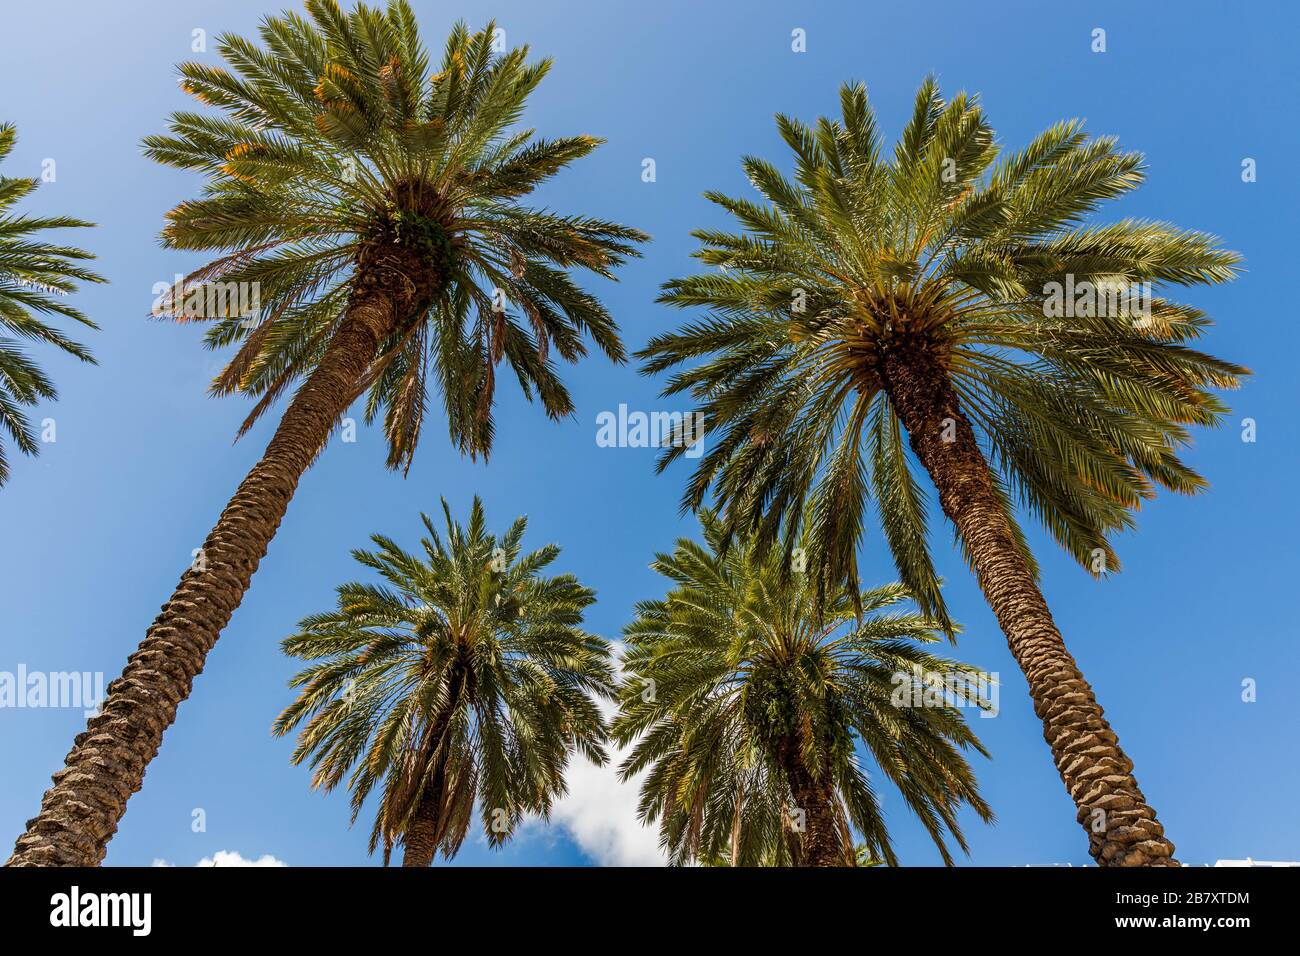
[9,1,644,866]
[273,497,614,866]
[641,79,1245,866]
[0,123,102,486]
[613,515,993,867]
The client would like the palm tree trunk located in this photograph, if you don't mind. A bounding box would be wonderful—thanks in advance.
[400,790,442,868]
[776,735,846,867]
[880,339,1177,867]
[7,293,397,867]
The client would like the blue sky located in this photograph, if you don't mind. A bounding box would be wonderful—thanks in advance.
[1,0,1297,867]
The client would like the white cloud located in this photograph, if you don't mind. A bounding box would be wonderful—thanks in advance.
[547,747,665,867]
[545,643,667,867]
[152,850,287,867]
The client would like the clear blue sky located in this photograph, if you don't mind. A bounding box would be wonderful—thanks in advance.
[1,0,1296,866]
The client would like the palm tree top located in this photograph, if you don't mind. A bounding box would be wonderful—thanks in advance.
[273,496,615,863]
[643,77,1247,625]
[0,122,103,486]
[613,512,993,866]
[143,0,647,468]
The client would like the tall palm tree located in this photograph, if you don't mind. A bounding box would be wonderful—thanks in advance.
[9,1,644,866]
[642,79,1245,866]
[0,123,102,486]
[613,515,993,867]
[273,497,614,866]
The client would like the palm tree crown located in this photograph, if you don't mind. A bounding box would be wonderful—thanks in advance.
[0,123,101,485]
[274,497,615,865]
[144,0,646,468]
[613,514,993,866]
[644,78,1245,623]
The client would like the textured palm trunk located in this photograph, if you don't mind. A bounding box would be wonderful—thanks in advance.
[400,790,442,868]
[7,291,399,867]
[879,337,1176,867]
[776,736,846,867]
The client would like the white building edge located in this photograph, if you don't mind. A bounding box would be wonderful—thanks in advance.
[1214,858,1300,867]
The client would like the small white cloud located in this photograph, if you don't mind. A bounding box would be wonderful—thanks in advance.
[152,850,287,867]
[197,850,287,867]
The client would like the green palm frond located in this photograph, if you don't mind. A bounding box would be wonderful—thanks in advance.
[0,123,103,485]
[612,513,994,866]
[273,496,615,863]
[644,79,1244,614]
[144,0,646,469]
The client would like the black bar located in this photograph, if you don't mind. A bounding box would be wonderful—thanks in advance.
[0,864,1288,940]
